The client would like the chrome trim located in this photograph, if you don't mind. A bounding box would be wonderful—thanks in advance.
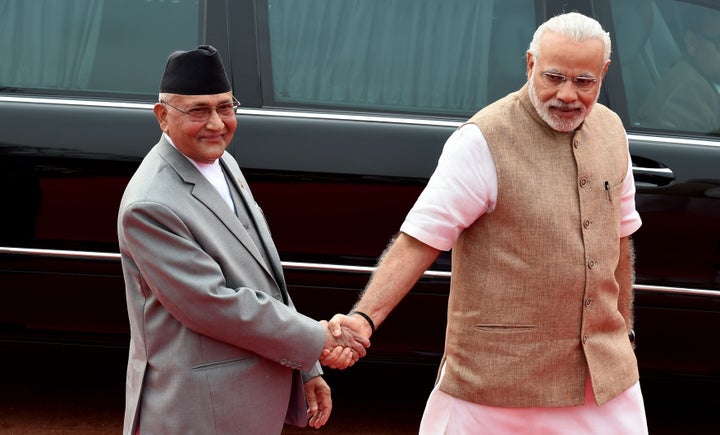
[633,284,720,298]
[0,95,461,127]
[0,247,121,261]
[282,261,451,278]
[235,107,462,128]
[627,132,720,148]
[0,247,451,278]
[4,95,720,141]
[632,167,674,177]
[0,95,152,110]
[2,247,718,296]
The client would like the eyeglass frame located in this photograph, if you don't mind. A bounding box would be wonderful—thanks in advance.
[540,70,599,92]
[160,97,241,122]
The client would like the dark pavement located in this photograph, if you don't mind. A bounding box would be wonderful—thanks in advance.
[0,343,717,434]
[0,343,425,434]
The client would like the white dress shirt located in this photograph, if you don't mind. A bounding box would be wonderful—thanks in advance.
[401,124,642,251]
[164,133,235,213]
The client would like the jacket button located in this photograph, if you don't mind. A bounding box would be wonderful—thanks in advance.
[582,335,589,344]
[587,259,595,269]
[579,177,588,188]
[573,139,580,149]
[585,297,592,306]
[583,219,591,228]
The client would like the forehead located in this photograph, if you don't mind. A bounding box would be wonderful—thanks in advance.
[537,30,605,73]
[172,92,233,106]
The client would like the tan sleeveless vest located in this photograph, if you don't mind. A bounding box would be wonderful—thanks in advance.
[438,84,638,407]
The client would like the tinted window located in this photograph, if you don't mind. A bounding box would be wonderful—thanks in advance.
[262,0,535,116]
[611,0,720,136]
[0,0,201,98]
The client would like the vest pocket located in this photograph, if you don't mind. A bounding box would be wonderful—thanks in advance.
[474,324,537,332]
[600,178,624,236]
[603,178,623,203]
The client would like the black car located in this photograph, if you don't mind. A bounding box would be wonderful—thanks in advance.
[1,0,718,399]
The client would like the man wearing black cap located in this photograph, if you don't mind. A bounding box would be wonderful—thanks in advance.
[117,45,368,434]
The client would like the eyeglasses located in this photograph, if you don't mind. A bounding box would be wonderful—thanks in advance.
[160,97,241,122]
[540,71,598,92]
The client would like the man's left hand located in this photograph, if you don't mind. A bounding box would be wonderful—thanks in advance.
[304,375,332,429]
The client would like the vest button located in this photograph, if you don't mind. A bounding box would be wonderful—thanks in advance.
[587,259,596,269]
[582,335,589,344]
[573,140,580,149]
[585,297,592,306]
[583,219,591,228]
[579,177,588,188]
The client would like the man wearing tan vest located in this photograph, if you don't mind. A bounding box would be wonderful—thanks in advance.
[324,12,647,434]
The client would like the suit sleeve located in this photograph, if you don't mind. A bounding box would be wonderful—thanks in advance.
[119,199,325,369]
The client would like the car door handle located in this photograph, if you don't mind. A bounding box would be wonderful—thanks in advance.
[632,165,675,187]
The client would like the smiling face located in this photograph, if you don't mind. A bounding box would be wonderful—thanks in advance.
[527,30,609,132]
[154,92,237,164]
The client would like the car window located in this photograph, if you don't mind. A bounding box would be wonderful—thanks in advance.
[610,0,720,136]
[0,0,201,98]
[261,0,536,117]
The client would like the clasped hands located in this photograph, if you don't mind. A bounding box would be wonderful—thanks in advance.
[319,313,373,369]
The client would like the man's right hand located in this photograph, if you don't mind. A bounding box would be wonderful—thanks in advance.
[319,313,373,369]
[319,317,370,370]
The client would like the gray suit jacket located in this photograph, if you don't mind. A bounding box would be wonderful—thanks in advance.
[118,137,324,434]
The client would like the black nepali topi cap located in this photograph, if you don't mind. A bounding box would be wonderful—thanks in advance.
[160,45,231,95]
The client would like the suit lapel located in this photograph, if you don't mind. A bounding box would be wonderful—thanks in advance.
[220,155,288,295]
[156,139,273,279]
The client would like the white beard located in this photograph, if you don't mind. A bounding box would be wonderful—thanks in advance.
[528,78,596,132]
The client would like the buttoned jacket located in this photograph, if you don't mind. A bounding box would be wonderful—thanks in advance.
[438,84,638,407]
[118,137,324,434]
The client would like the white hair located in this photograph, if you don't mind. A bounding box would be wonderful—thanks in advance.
[527,12,612,63]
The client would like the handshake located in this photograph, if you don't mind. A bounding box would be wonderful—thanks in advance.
[319,312,375,370]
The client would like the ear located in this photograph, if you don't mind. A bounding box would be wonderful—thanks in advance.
[600,60,611,79]
[154,103,169,132]
[526,52,535,79]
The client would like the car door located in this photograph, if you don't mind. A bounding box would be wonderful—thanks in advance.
[597,0,720,395]
[228,0,540,362]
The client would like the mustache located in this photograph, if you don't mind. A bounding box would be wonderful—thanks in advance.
[545,99,584,110]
